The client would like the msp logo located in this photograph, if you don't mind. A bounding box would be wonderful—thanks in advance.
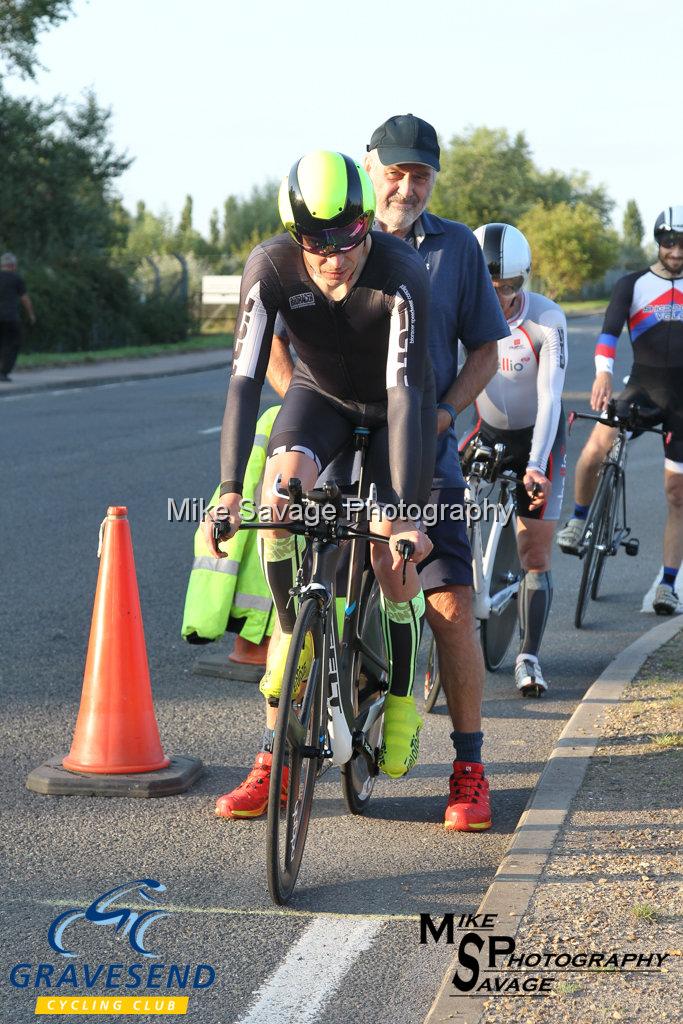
[48,879,169,958]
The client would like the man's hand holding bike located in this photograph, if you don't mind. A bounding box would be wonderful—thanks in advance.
[202,492,242,556]
[523,468,550,510]
[591,371,613,411]
[388,519,432,571]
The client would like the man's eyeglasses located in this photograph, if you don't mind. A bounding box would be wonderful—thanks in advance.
[492,277,524,298]
[657,232,683,250]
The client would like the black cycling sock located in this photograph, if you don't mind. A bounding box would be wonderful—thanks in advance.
[380,591,425,697]
[258,534,302,633]
[519,571,553,658]
[450,730,484,765]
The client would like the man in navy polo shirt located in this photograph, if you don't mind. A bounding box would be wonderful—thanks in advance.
[364,115,508,831]
[267,115,509,830]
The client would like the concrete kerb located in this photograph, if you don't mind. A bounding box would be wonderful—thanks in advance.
[0,351,229,396]
[424,613,683,1024]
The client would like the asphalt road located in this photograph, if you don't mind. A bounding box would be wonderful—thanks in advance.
[0,316,670,1024]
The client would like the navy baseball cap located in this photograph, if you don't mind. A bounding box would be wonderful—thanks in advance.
[367,114,440,171]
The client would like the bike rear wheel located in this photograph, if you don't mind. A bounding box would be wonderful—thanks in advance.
[575,470,612,628]
[341,576,387,814]
[591,465,621,601]
[267,598,325,905]
[481,515,521,671]
[423,633,441,713]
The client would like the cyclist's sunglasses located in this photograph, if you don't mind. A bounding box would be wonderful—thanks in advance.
[492,276,524,297]
[657,232,683,249]
[296,212,374,257]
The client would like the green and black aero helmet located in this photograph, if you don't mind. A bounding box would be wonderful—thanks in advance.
[278,150,376,256]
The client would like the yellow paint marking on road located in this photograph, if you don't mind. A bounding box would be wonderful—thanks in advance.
[32,898,420,923]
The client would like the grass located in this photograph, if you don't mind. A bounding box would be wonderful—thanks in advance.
[19,333,233,370]
[632,902,657,921]
[652,733,682,748]
[562,299,608,316]
[555,980,582,995]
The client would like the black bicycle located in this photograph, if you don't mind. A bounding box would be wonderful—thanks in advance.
[214,428,413,904]
[566,400,670,628]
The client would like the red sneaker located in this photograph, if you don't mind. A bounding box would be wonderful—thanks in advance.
[444,760,492,832]
[215,752,288,819]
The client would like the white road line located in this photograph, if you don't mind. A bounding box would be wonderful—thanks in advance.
[235,916,382,1024]
[199,425,221,434]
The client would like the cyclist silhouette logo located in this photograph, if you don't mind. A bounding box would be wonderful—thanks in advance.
[48,880,170,958]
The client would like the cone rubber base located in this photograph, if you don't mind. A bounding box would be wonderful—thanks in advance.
[193,637,264,682]
[26,755,203,798]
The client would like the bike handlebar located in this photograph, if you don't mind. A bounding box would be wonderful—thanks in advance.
[568,400,672,443]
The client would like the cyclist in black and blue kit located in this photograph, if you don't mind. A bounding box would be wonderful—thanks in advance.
[558,207,683,614]
[202,150,436,819]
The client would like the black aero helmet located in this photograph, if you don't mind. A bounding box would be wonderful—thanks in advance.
[278,150,375,256]
[654,206,683,241]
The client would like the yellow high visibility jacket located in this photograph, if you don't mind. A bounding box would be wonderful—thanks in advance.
[181,405,280,644]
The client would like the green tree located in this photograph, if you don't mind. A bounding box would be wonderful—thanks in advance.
[0,0,73,78]
[519,201,619,299]
[620,198,647,269]
[222,180,281,269]
[623,199,644,247]
[431,127,538,227]
[430,126,614,231]
[209,208,220,250]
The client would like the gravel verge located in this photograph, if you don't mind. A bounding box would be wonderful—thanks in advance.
[477,629,683,1024]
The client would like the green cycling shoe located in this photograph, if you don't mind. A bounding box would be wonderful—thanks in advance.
[259,630,313,701]
[378,694,423,778]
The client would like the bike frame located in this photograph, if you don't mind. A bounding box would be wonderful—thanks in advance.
[468,474,518,620]
[578,428,630,558]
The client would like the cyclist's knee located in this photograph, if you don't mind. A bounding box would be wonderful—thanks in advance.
[425,585,475,631]
[665,471,683,507]
[583,423,614,463]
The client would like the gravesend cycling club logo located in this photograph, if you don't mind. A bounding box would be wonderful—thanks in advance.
[8,878,216,1017]
[48,879,169,958]
[419,912,671,997]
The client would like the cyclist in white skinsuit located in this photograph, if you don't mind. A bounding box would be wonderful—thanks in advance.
[462,224,568,696]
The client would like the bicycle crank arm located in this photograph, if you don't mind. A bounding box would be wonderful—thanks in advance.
[489,582,520,615]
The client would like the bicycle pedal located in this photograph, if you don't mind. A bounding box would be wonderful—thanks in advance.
[520,683,544,699]
[558,543,581,557]
[623,538,639,556]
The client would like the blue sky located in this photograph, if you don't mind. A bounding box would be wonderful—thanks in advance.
[8,0,681,238]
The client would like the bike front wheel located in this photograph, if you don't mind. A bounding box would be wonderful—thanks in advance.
[591,465,622,601]
[267,598,325,905]
[341,575,387,814]
[575,469,612,628]
[481,515,521,671]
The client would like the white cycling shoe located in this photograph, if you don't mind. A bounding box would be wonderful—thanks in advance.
[515,656,547,698]
[653,584,680,616]
[556,517,585,554]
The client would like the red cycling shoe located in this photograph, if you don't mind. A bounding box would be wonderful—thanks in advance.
[215,752,288,819]
[444,760,492,832]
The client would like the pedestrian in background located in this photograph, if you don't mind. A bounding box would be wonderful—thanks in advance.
[0,252,36,382]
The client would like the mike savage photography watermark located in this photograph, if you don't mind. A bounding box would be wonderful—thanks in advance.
[167,496,513,529]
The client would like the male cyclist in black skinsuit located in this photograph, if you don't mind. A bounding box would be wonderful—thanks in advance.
[202,150,436,818]
[557,207,683,614]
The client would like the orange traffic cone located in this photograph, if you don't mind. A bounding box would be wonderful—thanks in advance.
[64,506,169,773]
[27,506,202,797]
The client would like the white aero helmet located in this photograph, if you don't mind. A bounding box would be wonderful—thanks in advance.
[474,223,531,288]
[654,206,683,240]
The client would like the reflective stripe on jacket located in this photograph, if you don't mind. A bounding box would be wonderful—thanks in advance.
[181,405,281,643]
